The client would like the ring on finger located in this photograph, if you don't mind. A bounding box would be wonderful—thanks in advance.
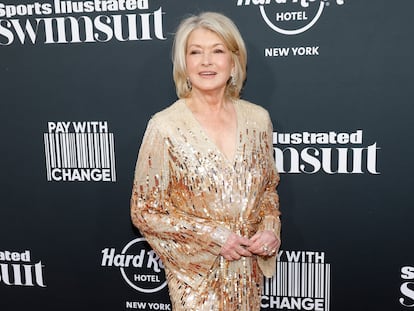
[262,244,269,252]
[268,248,276,256]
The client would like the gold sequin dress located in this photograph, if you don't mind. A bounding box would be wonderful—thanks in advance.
[131,99,281,311]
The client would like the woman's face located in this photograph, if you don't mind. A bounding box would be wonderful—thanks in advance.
[185,28,234,96]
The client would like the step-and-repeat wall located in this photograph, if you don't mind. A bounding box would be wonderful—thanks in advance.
[1,1,413,310]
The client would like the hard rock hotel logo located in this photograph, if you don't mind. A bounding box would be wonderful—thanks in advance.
[236,0,346,57]
[262,250,331,311]
[101,238,170,309]
[236,0,345,35]
[0,249,46,287]
[43,121,116,182]
[273,130,380,174]
[101,238,167,292]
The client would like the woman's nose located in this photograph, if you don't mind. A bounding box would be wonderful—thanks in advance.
[202,52,212,65]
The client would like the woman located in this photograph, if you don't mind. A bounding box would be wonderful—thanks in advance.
[131,12,281,311]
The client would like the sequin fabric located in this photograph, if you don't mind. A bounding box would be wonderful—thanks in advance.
[131,99,281,311]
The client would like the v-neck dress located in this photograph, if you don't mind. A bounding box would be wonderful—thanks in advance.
[131,99,281,311]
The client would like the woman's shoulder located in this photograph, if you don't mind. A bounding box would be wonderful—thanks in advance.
[150,99,185,124]
[237,99,271,120]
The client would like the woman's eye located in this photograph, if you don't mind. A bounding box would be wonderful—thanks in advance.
[189,50,201,55]
[214,49,224,53]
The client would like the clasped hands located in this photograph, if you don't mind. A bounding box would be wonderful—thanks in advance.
[220,230,280,261]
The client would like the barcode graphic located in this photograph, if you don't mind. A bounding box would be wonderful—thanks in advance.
[263,262,331,311]
[44,132,116,181]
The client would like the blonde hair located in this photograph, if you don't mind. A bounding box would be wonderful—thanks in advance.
[172,12,247,99]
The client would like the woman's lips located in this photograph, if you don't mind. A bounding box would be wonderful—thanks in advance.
[199,71,217,77]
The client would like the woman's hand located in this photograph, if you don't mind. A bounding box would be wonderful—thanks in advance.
[248,230,280,257]
[220,232,253,261]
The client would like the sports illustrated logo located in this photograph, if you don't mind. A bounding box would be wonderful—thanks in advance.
[236,0,345,57]
[400,266,414,308]
[273,130,380,174]
[43,121,116,182]
[0,0,166,45]
[0,249,46,287]
[101,238,168,294]
[262,250,331,311]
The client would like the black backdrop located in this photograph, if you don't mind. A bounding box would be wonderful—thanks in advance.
[1,1,413,310]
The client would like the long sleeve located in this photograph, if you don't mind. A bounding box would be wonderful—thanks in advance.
[130,118,231,289]
[257,113,281,278]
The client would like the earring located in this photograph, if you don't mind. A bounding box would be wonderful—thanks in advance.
[230,74,237,87]
[186,77,192,91]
